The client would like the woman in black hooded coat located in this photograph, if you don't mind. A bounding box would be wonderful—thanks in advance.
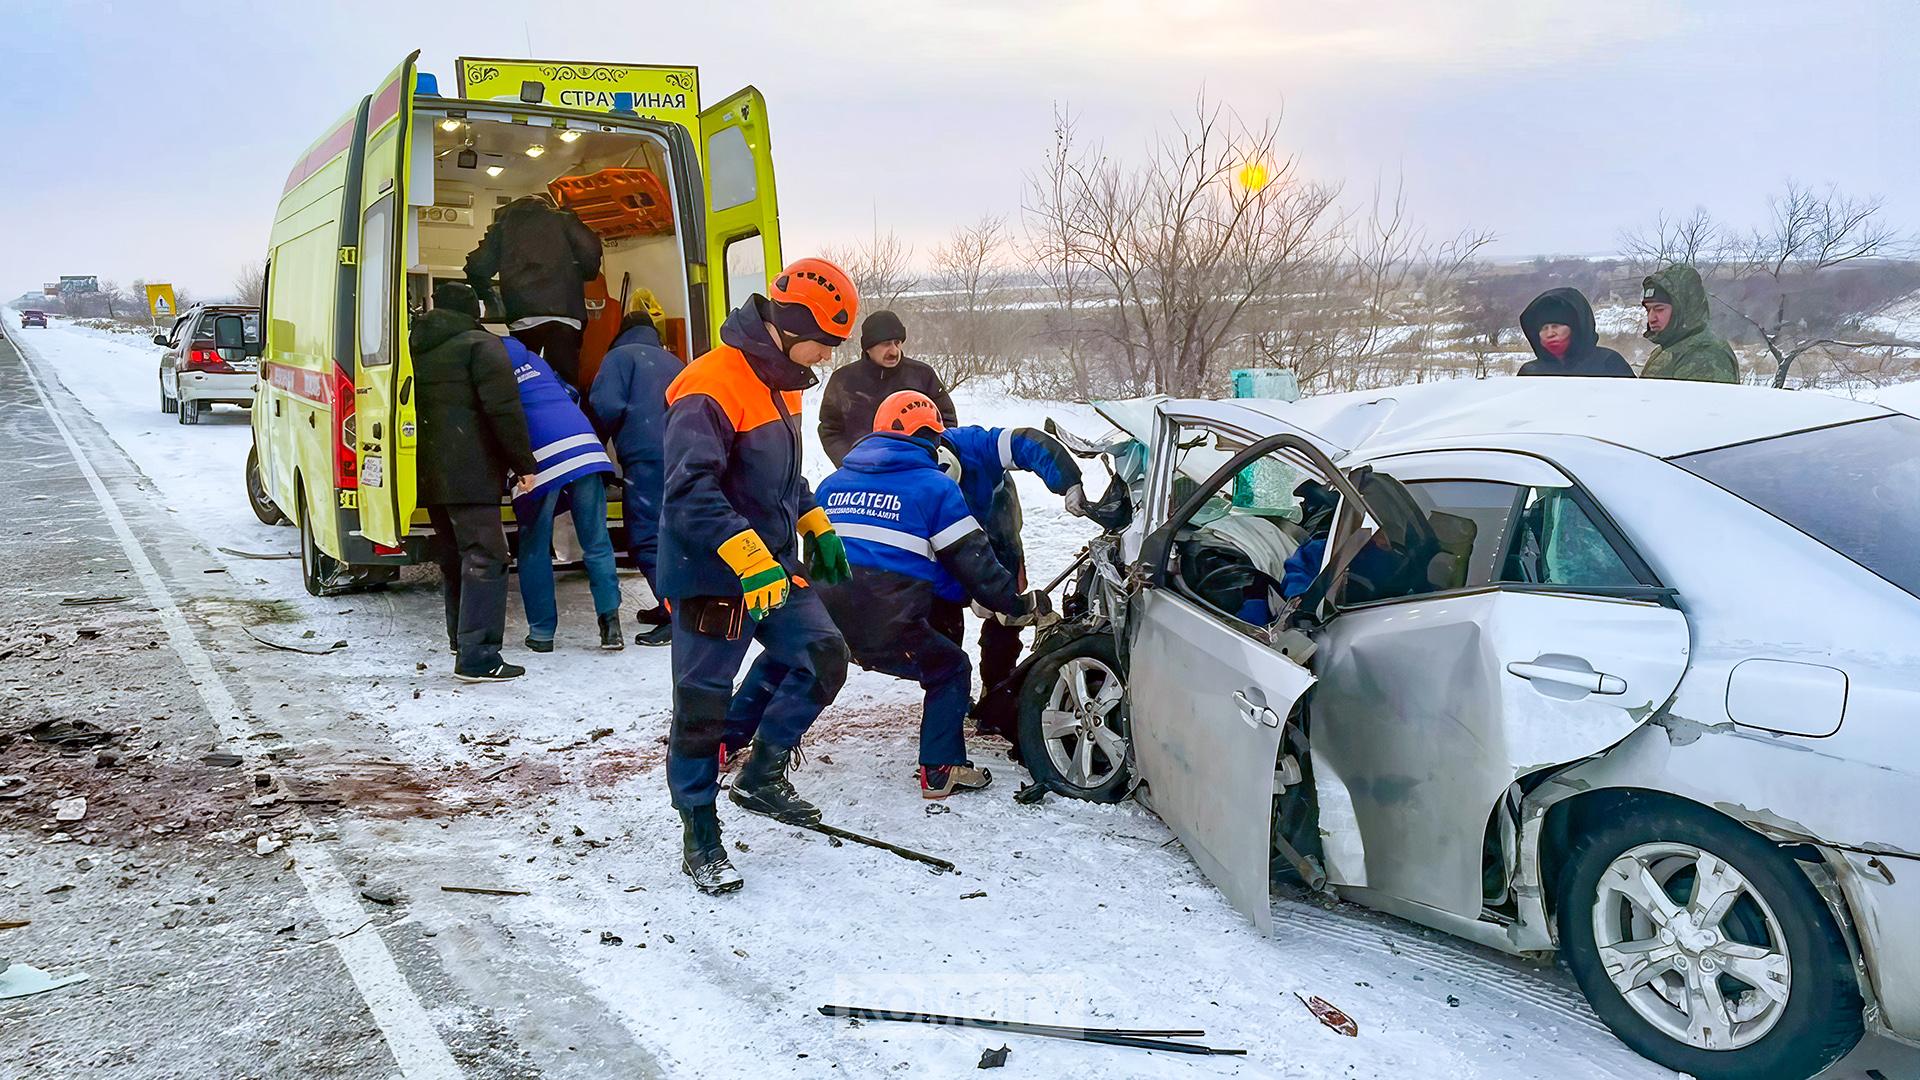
[1516,287,1634,377]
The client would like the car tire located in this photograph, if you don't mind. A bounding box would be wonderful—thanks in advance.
[297,489,337,598]
[176,397,200,425]
[245,447,289,527]
[1015,633,1132,802]
[1557,796,1863,1080]
[160,383,177,414]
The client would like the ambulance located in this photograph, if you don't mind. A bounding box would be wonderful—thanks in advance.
[248,53,781,594]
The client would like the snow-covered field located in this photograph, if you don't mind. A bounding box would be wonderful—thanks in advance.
[8,313,1678,1078]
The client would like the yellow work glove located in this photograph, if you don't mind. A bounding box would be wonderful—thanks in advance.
[717,529,790,621]
[798,507,851,586]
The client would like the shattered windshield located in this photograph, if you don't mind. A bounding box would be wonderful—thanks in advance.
[1674,415,1920,599]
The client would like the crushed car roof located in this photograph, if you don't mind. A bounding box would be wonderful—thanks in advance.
[1188,377,1895,459]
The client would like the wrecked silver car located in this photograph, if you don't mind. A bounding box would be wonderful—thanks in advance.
[985,378,1920,1079]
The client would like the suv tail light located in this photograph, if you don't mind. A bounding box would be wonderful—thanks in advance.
[183,343,235,373]
[331,368,358,490]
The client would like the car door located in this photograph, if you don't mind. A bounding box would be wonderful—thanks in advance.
[698,87,781,340]
[1126,410,1377,932]
[1306,450,1690,920]
[351,51,421,548]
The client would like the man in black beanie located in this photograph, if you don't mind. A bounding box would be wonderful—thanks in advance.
[816,309,958,466]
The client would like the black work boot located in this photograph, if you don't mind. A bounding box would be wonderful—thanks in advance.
[598,612,624,651]
[728,735,821,826]
[680,804,743,895]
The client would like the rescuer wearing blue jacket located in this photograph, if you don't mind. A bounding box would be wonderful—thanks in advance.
[937,421,1087,700]
[587,289,683,646]
[659,257,858,896]
[504,335,622,653]
[813,393,1048,797]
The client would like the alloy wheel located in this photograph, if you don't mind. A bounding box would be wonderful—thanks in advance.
[1039,656,1126,790]
[1591,841,1792,1052]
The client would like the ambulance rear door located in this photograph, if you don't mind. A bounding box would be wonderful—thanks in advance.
[699,87,782,338]
[352,51,422,548]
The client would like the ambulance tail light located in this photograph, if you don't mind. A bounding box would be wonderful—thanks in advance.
[331,369,358,490]
[184,346,235,373]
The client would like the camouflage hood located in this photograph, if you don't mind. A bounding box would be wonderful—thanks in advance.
[1643,263,1713,346]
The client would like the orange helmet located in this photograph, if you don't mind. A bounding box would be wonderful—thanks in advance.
[769,257,858,343]
[874,390,945,438]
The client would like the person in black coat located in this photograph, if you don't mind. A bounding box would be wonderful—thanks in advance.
[816,310,958,465]
[464,195,603,388]
[411,282,540,681]
[1516,287,1634,377]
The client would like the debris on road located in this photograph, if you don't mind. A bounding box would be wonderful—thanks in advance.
[1295,992,1359,1037]
[818,1005,1238,1057]
[1013,781,1048,805]
[0,776,29,800]
[242,626,347,655]
[255,834,285,856]
[199,752,244,768]
[0,919,30,931]
[52,796,87,822]
[26,717,119,749]
[960,890,987,900]
[216,547,299,561]
[440,885,529,897]
[599,931,623,946]
[806,822,955,873]
[0,961,90,1001]
[977,1045,1011,1069]
[360,885,401,906]
[58,595,128,607]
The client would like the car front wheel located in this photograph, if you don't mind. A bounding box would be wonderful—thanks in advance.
[1558,797,1863,1079]
[1015,634,1131,802]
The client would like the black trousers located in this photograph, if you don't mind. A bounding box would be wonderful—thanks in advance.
[427,503,510,674]
[511,322,584,388]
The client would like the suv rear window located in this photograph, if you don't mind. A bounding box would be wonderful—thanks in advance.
[193,310,261,343]
[1674,415,1920,599]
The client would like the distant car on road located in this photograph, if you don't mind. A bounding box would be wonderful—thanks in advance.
[20,310,47,328]
[155,304,260,425]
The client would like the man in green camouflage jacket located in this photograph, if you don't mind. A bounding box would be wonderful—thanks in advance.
[1640,264,1741,383]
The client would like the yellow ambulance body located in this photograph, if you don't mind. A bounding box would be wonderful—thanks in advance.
[249,53,782,594]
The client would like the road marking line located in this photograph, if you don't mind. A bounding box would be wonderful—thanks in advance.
[5,324,464,1080]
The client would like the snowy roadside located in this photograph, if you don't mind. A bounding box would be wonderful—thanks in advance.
[6,311,1674,1079]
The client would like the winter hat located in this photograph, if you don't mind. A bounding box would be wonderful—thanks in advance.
[433,281,482,319]
[1642,279,1674,306]
[861,309,908,352]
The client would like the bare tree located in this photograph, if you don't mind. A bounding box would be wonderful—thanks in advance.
[1021,105,1098,398]
[918,215,1022,389]
[1619,208,1721,272]
[1026,95,1343,396]
[1722,183,1917,387]
[233,258,267,308]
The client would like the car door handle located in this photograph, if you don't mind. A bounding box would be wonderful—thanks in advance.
[1506,661,1626,696]
[1233,690,1281,728]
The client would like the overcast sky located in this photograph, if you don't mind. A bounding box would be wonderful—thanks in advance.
[2,0,1914,298]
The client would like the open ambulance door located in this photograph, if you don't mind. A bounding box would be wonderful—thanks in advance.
[699,87,782,339]
[351,51,421,549]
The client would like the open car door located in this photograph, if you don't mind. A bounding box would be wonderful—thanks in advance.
[699,87,782,338]
[351,51,420,548]
[1126,418,1379,932]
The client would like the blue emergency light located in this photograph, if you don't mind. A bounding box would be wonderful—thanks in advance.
[415,72,440,97]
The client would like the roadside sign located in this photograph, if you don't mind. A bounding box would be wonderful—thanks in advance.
[42,282,59,297]
[455,57,700,130]
[59,275,99,295]
[145,284,178,324]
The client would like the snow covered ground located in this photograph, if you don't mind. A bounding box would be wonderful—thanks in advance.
[7,312,1679,1078]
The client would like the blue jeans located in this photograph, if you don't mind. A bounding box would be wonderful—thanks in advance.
[666,586,848,810]
[517,473,621,641]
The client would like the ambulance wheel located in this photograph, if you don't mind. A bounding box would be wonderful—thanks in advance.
[176,397,200,425]
[1016,634,1132,802]
[160,383,176,414]
[297,490,338,597]
[245,447,289,527]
